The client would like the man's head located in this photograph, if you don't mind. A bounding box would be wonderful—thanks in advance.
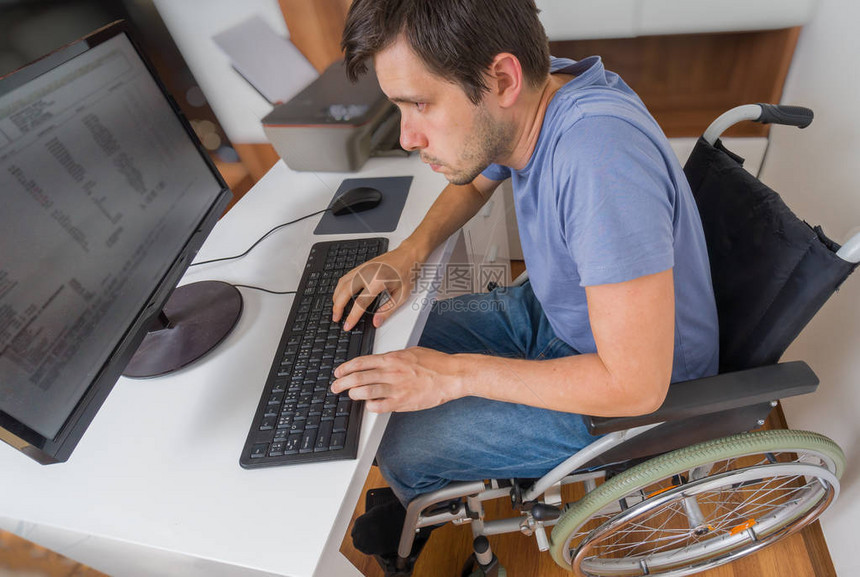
[342,0,550,105]
[341,0,550,183]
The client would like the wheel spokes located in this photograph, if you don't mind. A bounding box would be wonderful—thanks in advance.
[572,455,838,576]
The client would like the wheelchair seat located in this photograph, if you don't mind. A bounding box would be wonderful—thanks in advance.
[368,104,859,577]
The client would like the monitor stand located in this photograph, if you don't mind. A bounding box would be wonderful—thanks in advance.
[123,281,243,378]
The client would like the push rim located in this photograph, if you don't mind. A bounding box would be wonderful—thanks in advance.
[549,430,845,575]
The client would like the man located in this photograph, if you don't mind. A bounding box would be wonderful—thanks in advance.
[330,0,719,562]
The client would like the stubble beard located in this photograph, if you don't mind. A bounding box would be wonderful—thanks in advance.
[426,104,515,186]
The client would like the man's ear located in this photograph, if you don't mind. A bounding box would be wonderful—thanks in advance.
[487,53,523,108]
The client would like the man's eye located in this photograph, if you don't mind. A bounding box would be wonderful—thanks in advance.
[415,102,426,112]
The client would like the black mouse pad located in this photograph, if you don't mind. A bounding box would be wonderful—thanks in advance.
[314,176,413,235]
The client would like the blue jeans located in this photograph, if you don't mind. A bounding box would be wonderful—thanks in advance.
[376,283,603,504]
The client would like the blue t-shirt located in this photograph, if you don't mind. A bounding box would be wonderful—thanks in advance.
[482,56,718,382]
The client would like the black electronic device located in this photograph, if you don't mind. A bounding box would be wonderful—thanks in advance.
[240,237,387,468]
[331,186,384,216]
[0,22,234,464]
[261,60,401,172]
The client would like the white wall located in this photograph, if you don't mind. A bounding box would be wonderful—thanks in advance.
[151,0,288,143]
[759,0,860,574]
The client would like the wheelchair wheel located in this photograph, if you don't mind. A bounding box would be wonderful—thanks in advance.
[549,429,844,577]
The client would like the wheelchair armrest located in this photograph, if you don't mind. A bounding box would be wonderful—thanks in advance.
[585,361,818,435]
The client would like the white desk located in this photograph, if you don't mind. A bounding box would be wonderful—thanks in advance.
[0,154,451,577]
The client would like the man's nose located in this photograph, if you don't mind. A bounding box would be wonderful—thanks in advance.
[399,116,427,151]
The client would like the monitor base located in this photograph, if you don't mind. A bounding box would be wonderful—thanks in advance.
[123,281,243,378]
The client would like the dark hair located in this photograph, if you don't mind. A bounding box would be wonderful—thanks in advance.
[342,0,550,104]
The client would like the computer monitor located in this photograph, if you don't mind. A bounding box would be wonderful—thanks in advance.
[0,22,237,465]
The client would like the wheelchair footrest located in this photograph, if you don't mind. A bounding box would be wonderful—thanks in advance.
[353,487,435,577]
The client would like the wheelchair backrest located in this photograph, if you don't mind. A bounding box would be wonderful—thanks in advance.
[684,138,857,373]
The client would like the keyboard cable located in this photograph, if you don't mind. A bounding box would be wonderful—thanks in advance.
[231,284,296,295]
[187,207,332,295]
[189,208,331,267]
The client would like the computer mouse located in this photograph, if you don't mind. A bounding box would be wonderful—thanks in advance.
[330,186,383,216]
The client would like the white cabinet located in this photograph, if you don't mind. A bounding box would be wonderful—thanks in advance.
[537,0,638,41]
[639,0,819,36]
[536,0,819,41]
[443,186,512,298]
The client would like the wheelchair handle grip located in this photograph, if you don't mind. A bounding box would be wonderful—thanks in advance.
[703,104,815,145]
[755,104,814,128]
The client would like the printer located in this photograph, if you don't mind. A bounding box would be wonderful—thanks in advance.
[262,61,401,172]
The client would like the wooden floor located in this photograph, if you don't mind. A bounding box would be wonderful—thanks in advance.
[0,530,105,577]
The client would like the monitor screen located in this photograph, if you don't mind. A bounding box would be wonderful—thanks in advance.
[0,22,233,464]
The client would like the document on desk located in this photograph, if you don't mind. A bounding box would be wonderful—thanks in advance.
[213,15,319,105]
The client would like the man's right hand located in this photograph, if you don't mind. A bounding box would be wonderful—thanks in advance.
[331,243,421,331]
[331,176,502,331]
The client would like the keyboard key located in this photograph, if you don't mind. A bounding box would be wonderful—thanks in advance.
[300,429,317,453]
[290,421,305,433]
[269,442,285,457]
[315,420,334,452]
[347,333,363,358]
[285,434,302,454]
[259,416,276,431]
[336,399,352,417]
[271,379,288,393]
[333,415,348,433]
[330,433,346,450]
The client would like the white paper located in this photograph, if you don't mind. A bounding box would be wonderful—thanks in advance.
[213,15,318,104]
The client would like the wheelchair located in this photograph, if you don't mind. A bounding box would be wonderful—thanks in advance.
[375,104,860,577]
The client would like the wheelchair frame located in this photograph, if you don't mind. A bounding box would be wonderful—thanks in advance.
[381,105,860,577]
[393,364,839,574]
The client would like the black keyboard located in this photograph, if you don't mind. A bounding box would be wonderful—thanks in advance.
[240,237,388,468]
